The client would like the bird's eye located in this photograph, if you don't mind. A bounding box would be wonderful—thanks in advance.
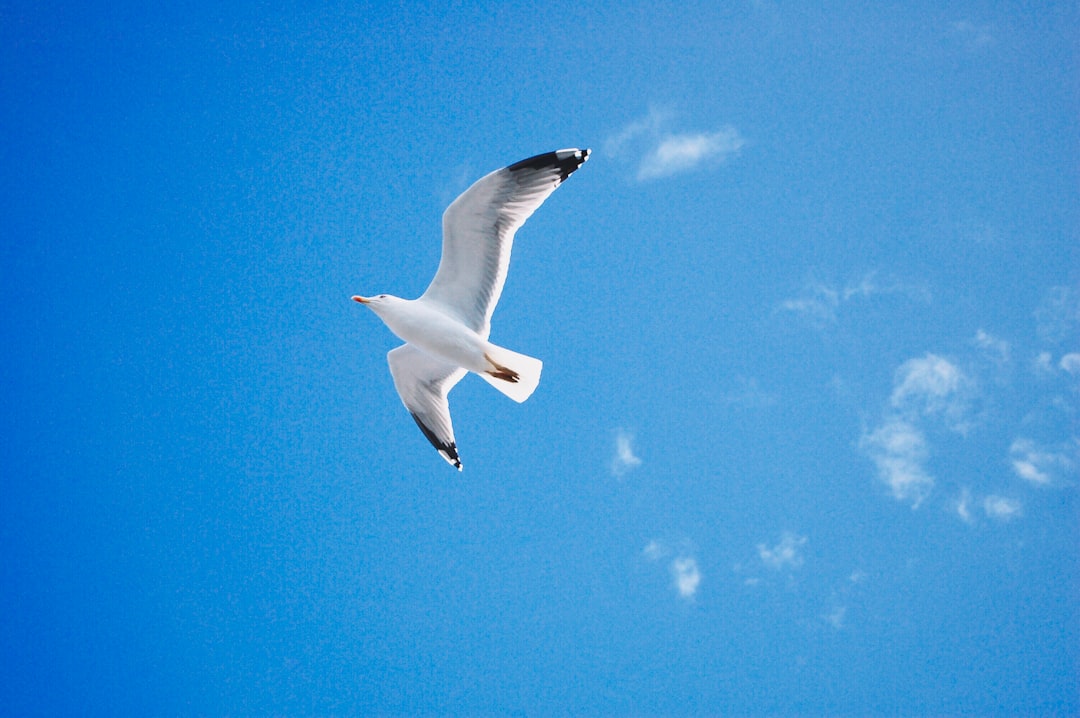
[379,294,387,299]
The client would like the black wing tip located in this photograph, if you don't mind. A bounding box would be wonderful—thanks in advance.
[410,412,462,470]
[443,450,463,471]
[508,148,591,182]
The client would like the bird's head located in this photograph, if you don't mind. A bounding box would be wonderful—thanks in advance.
[351,293,401,318]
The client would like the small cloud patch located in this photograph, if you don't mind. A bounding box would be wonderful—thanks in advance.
[611,428,642,477]
[983,495,1022,521]
[1009,439,1074,487]
[890,354,974,434]
[671,557,702,599]
[1060,353,1080,375]
[757,532,808,570]
[777,273,930,328]
[637,128,745,181]
[955,487,974,524]
[606,108,744,182]
[644,539,701,601]
[860,419,934,508]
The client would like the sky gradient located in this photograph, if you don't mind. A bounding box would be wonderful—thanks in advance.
[2,2,1078,715]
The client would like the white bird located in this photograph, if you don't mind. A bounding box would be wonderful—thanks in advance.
[353,148,590,470]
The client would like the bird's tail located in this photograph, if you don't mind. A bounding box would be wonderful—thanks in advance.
[479,343,543,403]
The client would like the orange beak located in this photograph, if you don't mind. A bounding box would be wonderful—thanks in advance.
[351,295,368,304]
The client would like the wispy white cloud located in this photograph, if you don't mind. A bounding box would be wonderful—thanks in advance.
[890,354,963,412]
[1010,440,1052,485]
[1029,349,1080,378]
[671,557,702,599]
[954,487,974,523]
[607,109,744,181]
[777,273,930,327]
[1060,353,1080,375]
[604,106,671,157]
[955,488,1024,525]
[821,571,868,630]
[858,287,1077,520]
[892,355,961,402]
[983,495,1022,521]
[757,531,807,570]
[862,354,981,507]
[643,539,701,601]
[637,128,745,180]
[841,273,918,302]
[973,329,1011,366]
[860,419,933,507]
[1009,438,1074,486]
[890,354,975,434]
[1033,351,1056,375]
[1035,286,1080,345]
[778,283,840,326]
[611,428,642,477]
[642,539,666,562]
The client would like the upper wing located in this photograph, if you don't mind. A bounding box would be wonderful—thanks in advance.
[420,148,590,338]
[387,344,468,470]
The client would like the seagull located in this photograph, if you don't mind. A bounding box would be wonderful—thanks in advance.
[353,148,590,470]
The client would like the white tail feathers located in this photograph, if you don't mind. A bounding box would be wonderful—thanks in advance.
[478,343,543,403]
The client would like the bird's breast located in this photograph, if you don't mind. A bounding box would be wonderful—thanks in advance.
[381,302,486,371]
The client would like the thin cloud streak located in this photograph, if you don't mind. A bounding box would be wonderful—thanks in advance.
[611,428,642,477]
[607,109,744,181]
[604,106,671,156]
[778,285,840,326]
[955,487,974,523]
[777,273,931,327]
[1009,438,1074,486]
[637,128,745,180]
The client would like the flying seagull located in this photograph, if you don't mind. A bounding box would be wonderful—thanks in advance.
[353,148,590,470]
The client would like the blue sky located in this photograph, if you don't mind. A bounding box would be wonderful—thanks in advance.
[2,2,1077,715]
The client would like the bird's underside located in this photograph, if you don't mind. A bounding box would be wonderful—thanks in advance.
[359,148,590,469]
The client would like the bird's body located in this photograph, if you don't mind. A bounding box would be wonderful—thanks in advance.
[354,148,590,470]
[363,296,488,374]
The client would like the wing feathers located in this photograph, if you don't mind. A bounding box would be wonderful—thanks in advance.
[409,412,461,470]
[421,148,590,337]
[507,148,592,181]
[387,345,466,470]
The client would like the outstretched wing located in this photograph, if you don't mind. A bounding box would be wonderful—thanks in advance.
[387,344,467,470]
[420,148,590,338]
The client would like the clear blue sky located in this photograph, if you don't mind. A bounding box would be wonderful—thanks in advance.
[2,2,1077,715]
